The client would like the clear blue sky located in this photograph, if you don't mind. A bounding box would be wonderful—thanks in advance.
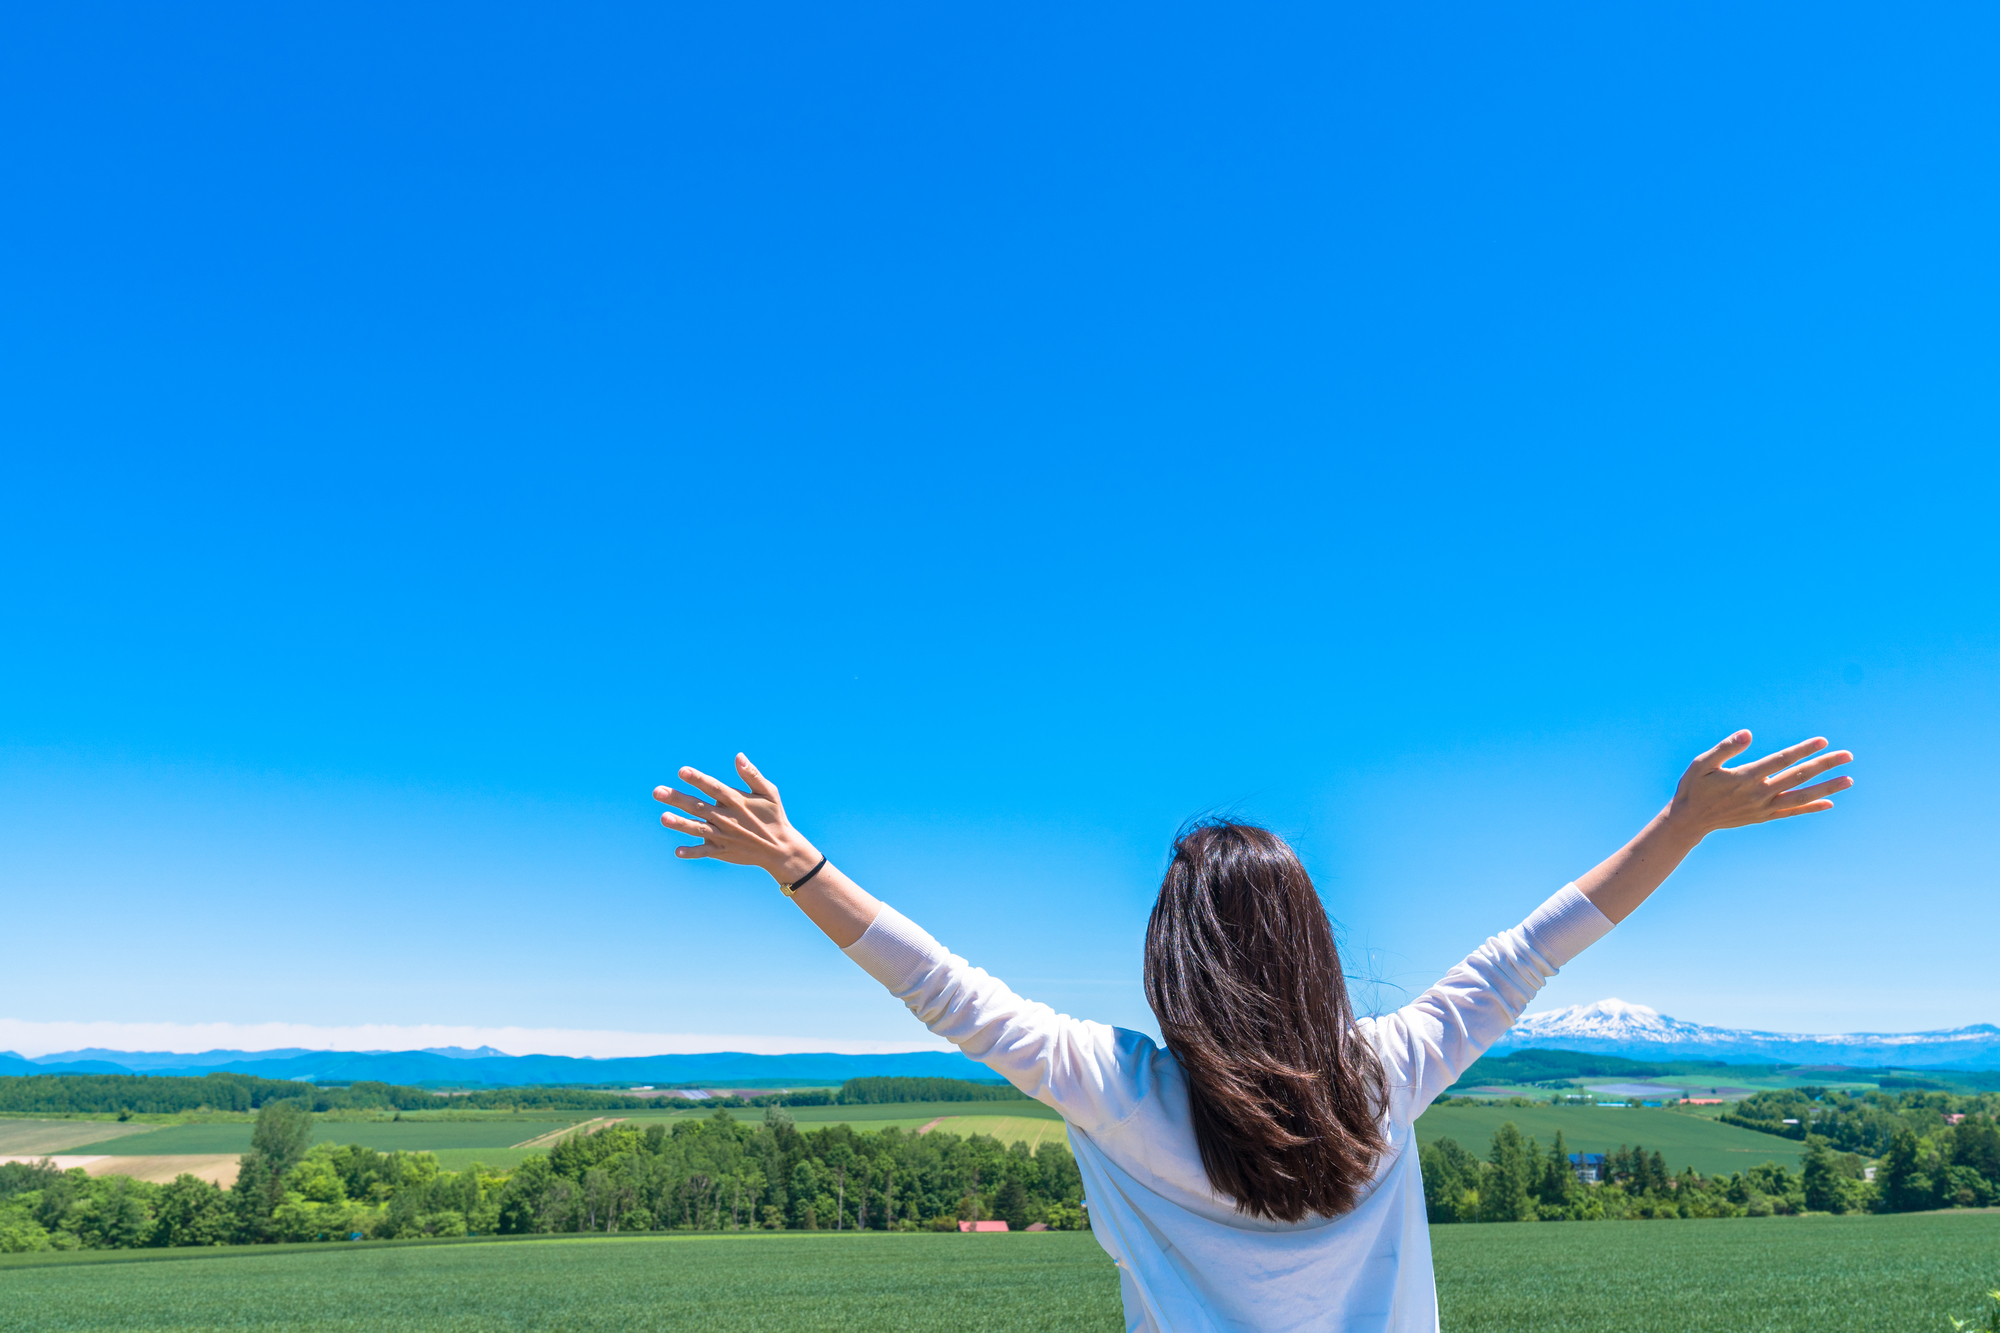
[1,4,1994,1054]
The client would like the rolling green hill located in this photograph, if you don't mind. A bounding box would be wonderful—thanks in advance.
[1414,1103,1803,1176]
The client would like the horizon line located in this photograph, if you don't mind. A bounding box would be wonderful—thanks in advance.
[0,1019,955,1062]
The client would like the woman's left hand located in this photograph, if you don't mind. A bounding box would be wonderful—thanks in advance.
[654,754,824,884]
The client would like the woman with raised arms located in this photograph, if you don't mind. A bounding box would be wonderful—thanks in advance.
[653,731,1851,1333]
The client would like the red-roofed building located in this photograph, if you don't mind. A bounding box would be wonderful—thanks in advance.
[959,1220,1010,1232]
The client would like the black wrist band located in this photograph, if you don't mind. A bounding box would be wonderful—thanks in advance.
[781,856,828,898]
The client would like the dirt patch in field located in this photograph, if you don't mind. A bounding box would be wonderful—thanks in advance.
[86,1155,242,1187]
[511,1117,626,1150]
[0,1153,241,1186]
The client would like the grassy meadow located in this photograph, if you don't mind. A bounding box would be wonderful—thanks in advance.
[1413,1103,1805,1176]
[4,1212,1994,1332]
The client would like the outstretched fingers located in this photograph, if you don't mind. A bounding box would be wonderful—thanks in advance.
[1768,796,1838,819]
[658,810,712,837]
[1776,775,1853,806]
[1738,737,1828,779]
[1694,730,1754,769]
[736,753,780,800]
[654,787,712,817]
[1768,749,1855,792]
[678,765,744,806]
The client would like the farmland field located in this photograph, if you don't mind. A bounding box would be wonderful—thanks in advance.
[62,1120,582,1157]
[1413,1103,1804,1176]
[4,1212,1994,1332]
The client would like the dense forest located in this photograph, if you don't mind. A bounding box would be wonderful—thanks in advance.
[1446,1049,1771,1091]
[0,1102,1080,1253]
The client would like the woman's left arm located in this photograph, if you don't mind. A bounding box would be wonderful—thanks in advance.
[1378,730,1853,1109]
[1572,730,1853,923]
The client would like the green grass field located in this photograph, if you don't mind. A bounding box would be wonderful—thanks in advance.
[3,1212,1994,1332]
[1413,1103,1804,1176]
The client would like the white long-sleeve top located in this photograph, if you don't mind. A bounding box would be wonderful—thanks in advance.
[842,883,1615,1333]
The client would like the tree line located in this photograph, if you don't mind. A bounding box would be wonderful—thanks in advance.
[0,1073,1019,1118]
[0,1103,1083,1253]
[744,1077,1024,1106]
[0,1074,658,1116]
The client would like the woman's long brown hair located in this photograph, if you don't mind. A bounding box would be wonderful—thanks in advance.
[1143,819,1388,1222]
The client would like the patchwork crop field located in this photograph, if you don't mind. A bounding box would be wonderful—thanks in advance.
[1412,1103,1805,1176]
[0,1119,157,1157]
[5,1212,1992,1333]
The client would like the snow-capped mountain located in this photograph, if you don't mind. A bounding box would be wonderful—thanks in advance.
[1491,999,2000,1068]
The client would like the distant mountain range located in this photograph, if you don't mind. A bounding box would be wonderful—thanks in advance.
[0,1047,995,1087]
[1491,999,2000,1069]
[6,1000,1995,1085]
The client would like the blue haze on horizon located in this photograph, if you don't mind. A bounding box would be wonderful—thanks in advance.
[0,4,1994,1054]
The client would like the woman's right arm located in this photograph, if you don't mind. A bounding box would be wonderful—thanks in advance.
[653,755,1151,1133]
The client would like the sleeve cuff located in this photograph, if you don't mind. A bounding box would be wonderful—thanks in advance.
[1519,882,1615,968]
[841,903,949,991]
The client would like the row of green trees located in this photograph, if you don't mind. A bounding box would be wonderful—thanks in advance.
[0,1103,1084,1253]
[0,1073,1021,1118]
[732,1077,1025,1107]
[497,1108,1080,1235]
